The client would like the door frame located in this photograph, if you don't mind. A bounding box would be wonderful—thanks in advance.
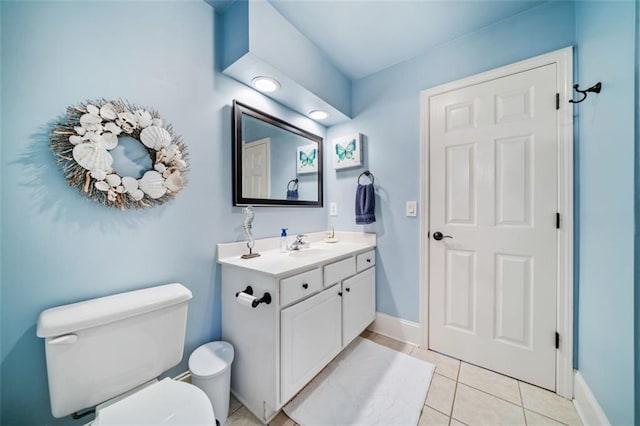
[419,47,574,398]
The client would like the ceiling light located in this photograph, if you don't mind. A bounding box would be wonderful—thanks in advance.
[308,110,328,120]
[251,76,280,92]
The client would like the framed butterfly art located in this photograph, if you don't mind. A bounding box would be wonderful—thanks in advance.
[296,144,319,174]
[333,133,362,170]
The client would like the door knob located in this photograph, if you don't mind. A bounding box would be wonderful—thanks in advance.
[433,231,452,241]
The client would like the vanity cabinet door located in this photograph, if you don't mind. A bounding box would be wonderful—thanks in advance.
[280,284,342,403]
[342,267,376,347]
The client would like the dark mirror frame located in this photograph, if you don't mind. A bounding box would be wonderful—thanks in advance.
[232,100,323,207]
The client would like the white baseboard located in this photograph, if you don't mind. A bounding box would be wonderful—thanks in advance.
[573,371,610,426]
[367,312,421,346]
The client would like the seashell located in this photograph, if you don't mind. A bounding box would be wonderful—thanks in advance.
[69,135,83,145]
[138,170,167,199]
[100,132,118,150]
[99,103,118,120]
[135,110,153,128]
[175,159,187,170]
[103,122,122,136]
[140,126,171,150]
[86,104,99,115]
[130,189,144,201]
[162,169,171,178]
[80,113,102,131]
[73,142,113,172]
[154,163,166,173]
[115,185,124,193]
[107,189,117,202]
[165,171,184,192]
[106,174,121,187]
[116,112,137,134]
[74,126,86,136]
[121,176,138,193]
[91,169,107,181]
[152,118,163,127]
[95,181,110,191]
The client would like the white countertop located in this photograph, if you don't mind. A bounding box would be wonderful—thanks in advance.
[217,232,376,277]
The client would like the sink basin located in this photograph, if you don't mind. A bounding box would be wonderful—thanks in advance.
[287,248,329,258]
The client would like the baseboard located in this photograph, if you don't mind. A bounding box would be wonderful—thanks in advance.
[367,312,421,346]
[573,371,610,426]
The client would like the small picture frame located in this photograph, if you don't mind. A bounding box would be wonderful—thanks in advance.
[296,144,318,174]
[333,133,362,170]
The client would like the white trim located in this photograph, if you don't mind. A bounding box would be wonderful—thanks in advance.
[367,312,421,346]
[573,371,610,426]
[419,46,574,398]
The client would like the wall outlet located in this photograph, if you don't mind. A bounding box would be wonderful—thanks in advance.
[406,201,417,217]
[329,202,338,216]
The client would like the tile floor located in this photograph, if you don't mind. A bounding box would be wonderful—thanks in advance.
[226,331,582,426]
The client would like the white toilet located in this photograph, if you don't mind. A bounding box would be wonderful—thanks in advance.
[36,283,215,425]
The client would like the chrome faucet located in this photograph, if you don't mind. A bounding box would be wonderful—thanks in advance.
[288,234,309,251]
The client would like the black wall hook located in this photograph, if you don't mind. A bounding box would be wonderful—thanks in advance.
[569,82,602,104]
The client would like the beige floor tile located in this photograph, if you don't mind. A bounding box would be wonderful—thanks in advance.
[450,419,467,426]
[458,362,521,405]
[226,406,263,426]
[410,347,460,380]
[372,334,414,354]
[525,409,565,425]
[425,373,456,415]
[229,394,242,416]
[268,410,296,426]
[418,406,450,426]
[519,382,582,426]
[452,383,525,426]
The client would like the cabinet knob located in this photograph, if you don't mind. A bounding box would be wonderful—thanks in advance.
[302,283,309,289]
[345,287,351,292]
[338,291,343,297]
[366,258,371,263]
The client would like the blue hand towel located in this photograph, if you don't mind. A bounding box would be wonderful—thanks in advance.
[286,189,299,200]
[355,183,376,224]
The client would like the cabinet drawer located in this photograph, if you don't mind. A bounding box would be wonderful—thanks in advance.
[280,268,322,307]
[324,257,356,287]
[356,250,376,272]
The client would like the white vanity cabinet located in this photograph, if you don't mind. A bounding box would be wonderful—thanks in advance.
[218,234,376,424]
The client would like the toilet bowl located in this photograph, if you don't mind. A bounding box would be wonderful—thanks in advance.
[93,379,214,425]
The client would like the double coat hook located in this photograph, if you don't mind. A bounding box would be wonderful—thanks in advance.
[569,82,602,104]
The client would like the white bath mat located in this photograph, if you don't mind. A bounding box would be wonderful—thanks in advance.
[283,337,435,426]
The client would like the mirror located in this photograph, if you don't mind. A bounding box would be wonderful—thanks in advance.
[233,100,323,206]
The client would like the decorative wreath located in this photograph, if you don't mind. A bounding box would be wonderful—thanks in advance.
[50,99,189,210]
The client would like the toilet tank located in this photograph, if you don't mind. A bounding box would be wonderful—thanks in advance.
[36,283,192,418]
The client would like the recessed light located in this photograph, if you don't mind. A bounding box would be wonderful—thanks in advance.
[308,110,328,120]
[251,76,280,92]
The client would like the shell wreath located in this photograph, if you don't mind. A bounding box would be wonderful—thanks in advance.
[50,99,189,210]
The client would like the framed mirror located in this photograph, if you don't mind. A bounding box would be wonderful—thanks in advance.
[233,100,323,207]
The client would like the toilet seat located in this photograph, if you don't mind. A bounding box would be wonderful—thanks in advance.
[93,378,215,425]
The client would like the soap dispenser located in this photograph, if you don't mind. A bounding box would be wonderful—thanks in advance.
[280,228,288,252]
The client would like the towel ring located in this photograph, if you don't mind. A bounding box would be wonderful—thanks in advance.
[358,170,375,185]
[287,179,299,190]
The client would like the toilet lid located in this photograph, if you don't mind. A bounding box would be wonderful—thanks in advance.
[93,378,215,425]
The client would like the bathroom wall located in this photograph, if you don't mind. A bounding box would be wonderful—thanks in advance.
[0,1,326,424]
[575,1,637,424]
[327,1,576,322]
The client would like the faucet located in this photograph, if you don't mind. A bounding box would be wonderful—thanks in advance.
[288,234,309,251]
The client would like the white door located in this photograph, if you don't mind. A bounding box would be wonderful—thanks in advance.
[242,138,270,198]
[428,64,558,390]
[281,285,342,403]
[342,267,376,346]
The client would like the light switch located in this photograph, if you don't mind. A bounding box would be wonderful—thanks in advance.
[406,201,417,217]
[329,202,338,216]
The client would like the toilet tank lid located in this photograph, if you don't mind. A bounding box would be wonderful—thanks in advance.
[37,283,192,338]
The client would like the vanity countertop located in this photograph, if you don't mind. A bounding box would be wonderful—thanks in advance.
[217,231,376,278]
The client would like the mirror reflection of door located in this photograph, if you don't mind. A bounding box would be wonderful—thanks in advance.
[242,138,270,198]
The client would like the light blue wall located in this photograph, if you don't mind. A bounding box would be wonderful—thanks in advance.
[0,1,326,424]
[327,1,576,322]
[575,2,637,424]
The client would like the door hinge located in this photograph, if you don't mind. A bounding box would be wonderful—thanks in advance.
[556,212,560,229]
[555,332,560,349]
[556,93,560,110]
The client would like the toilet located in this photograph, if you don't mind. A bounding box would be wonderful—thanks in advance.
[36,283,215,425]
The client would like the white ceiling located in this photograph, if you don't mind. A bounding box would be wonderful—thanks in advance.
[268,0,548,80]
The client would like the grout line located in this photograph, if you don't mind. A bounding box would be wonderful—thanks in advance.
[457,381,524,408]
[519,381,528,425]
